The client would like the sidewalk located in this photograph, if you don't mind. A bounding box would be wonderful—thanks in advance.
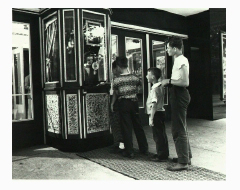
[12,118,226,179]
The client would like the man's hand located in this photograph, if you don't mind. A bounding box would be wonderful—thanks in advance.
[161,79,170,86]
[149,117,154,127]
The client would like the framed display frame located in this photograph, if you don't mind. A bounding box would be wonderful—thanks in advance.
[82,10,108,85]
[86,20,102,46]
[42,11,61,86]
[220,31,226,101]
[63,9,77,82]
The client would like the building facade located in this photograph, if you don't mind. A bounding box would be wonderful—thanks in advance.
[12,8,226,150]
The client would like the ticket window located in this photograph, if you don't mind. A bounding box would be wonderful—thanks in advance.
[82,10,108,86]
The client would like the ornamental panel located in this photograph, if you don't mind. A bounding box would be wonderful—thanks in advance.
[66,94,79,134]
[46,94,61,134]
[85,93,109,134]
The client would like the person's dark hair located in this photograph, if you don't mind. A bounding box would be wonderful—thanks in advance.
[115,56,128,68]
[167,36,183,50]
[147,67,161,80]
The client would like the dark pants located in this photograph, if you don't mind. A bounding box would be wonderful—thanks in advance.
[152,111,169,158]
[110,101,123,146]
[170,86,192,164]
[118,99,148,154]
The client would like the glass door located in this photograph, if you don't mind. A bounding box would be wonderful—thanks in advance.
[12,22,33,121]
[12,47,25,120]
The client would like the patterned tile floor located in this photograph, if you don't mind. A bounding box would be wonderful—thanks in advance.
[12,118,226,180]
[133,118,226,174]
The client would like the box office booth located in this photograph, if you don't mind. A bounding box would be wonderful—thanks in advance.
[12,8,226,150]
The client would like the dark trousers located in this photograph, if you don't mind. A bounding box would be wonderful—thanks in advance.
[118,99,148,154]
[170,86,192,164]
[110,101,123,146]
[152,111,169,158]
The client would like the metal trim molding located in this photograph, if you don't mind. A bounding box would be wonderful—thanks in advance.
[111,21,188,39]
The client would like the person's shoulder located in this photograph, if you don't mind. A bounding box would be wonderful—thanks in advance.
[157,85,164,92]
[131,74,140,80]
[179,55,188,62]
[113,76,122,82]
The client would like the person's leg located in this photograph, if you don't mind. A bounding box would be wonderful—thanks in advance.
[131,101,148,153]
[152,111,169,158]
[118,99,134,155]
[170,87,191,164]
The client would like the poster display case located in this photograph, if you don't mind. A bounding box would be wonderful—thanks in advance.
[40,9,112,147]
[220,31,226,102]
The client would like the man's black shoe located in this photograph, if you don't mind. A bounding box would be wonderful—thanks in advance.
[172,157,191,165]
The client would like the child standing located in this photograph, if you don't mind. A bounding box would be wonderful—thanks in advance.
[146,67,169,161]
[112,56,148,158]
[109,60,124,153]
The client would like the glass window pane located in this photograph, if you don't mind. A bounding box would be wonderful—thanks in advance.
[12,22,33,121]
[111,34,118,78]
[125,37,143,107]
[111,35,118,62]
[63,10,77,82]
[83,11,107,86]
[110,35,118,95]
[152,40,168,105]
[152,40,166,80]
[43,13,60,83]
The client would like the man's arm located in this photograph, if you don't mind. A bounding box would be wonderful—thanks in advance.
[149,102,157,127]
[162,65,189,87]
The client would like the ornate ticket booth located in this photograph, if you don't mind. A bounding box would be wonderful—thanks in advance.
[40,8,112,151]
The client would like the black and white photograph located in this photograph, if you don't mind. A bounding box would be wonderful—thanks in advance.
[4,2,237,188]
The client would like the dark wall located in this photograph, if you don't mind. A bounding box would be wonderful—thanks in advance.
[210,8,226,95]
[111,8,188,34]
[186,10,213,120]
[12,10,44,150]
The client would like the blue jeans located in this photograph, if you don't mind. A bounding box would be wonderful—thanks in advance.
[170,86,192,164]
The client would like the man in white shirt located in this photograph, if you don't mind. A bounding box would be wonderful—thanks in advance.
[162,37,192,171]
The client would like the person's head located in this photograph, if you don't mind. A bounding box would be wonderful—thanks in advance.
[146,67,161,84]
[156,57,165,70]
[112,60,119,77]
[115,56,128,73]
[166,36,183,56]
